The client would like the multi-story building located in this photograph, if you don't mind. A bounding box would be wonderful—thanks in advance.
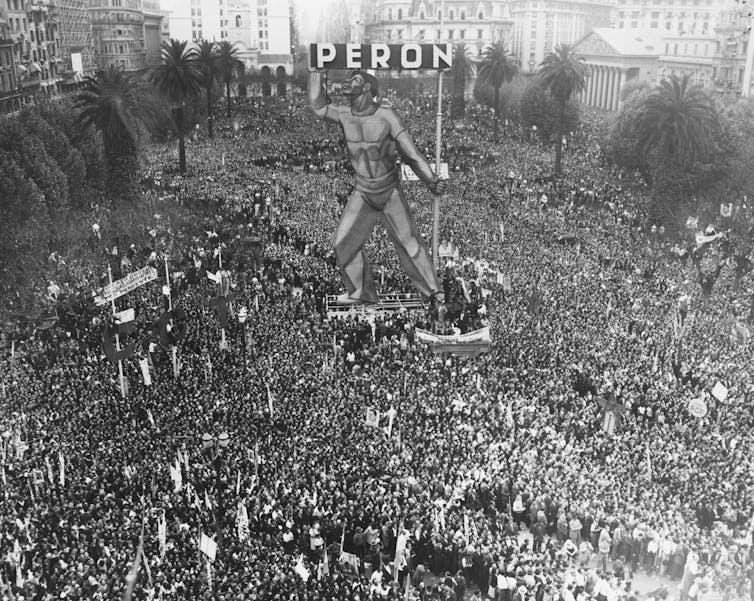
[364,0,514,57]
[510,0,613,73]
[142,0,167,66]
[164,0,293,79]
[0,7,21,113]
[90,0,147,71]
[711,2,750,92]
[51,0,93,74]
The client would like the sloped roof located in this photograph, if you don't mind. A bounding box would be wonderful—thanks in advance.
[576,28,663,57]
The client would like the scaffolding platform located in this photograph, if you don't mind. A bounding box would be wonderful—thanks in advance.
[326,293,424,319]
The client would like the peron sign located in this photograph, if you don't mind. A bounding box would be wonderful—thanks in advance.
[309,43,452,71]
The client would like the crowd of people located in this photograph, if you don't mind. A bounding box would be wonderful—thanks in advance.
[0,89,752,601]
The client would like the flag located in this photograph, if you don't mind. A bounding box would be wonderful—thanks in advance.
[476,373,482,391]
[318,546,329,580]
[158,513,166,558]
[58,451,65,487]
[147,409,155,428]
[266,384,274,415]
[294,555,310,582]
[45,456,54,485]
[235,471,241,495]
[204,490,213,511]
[506,398,514,428]
[254,440,259,479]
[720,203,733,217]
[170,459,182,492]
[139,358,151,386]
[199,533,217,561]
[645,443,652,481]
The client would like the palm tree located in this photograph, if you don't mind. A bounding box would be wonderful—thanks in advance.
[538,43,587,175]
[477,40,518,139]
[151,39,202,174]
[451,43,476,119]
[196,40,219,139]
[216,41,244,119]
[74,66,162,200]
[635,74,720,170]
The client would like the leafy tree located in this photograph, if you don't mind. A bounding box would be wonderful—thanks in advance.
[216,41,244,119]
[477,40,518,139]
[519,80,579,142]
[603,87,651,181]
[151,39,202,174]
[538,42,587,175]
[196,40,220,138]
[451,43,475,119]
[634,74,720,171]
[75,66,162,199]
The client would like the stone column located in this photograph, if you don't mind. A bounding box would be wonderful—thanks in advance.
[601,67,611,109]
[614,69,626,110]
[596,67,605,108]
[589,66,597,106]
[605,67,615,111]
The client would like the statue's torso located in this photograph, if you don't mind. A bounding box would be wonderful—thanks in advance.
[340,108,397,180]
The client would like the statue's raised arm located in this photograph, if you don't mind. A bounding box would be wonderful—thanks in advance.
[308,71,341,124]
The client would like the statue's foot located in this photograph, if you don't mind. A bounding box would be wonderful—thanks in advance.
[336,293,377,306]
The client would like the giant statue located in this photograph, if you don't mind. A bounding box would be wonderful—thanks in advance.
[308,69,445,305]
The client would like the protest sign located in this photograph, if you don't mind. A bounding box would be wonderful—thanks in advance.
[95,266,158,306]
[199,533,217,561]
[711,381,728,402]
[688,397,708,418]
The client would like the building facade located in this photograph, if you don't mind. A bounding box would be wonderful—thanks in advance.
[574,27,661,110]
[511,0,613,73]
[0,8,20,113]
[364,0,514,57]
[52,0,93,74]
[142,0,167,66]
[90,0,147,71]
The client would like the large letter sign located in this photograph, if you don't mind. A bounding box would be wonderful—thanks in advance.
[309,43,452,70]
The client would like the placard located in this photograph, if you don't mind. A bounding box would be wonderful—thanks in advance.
[711,381,728,402]
[401,162,449,181]
[365,407,380,428]
[310,43,452,70]
[199,533,217,561]
[688,397,707,418]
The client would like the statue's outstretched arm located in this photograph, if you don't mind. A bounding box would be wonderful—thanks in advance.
[387,109,440,192]
[308,71,340,124]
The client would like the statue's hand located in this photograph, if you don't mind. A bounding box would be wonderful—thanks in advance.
[429,179,447,196]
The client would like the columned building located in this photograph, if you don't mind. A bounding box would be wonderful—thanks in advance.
[574,28,661,110]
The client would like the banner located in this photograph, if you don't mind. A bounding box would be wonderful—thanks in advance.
[309,43,452,70]
[711,381,728,402]
[95,266,158,306]
[158,513,166,558]
[415,326,490,344]
[114,308,135,324]
[338,551,360,574]
[237,501,249,542]
[401,162,449,182]
[695,231,724,246]
[140,358,151,386]
[199,533,217,561]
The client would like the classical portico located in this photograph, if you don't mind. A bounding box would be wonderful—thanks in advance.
[573,28,661,111]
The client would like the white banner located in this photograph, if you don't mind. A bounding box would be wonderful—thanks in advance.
[401,161,449,181]
[415,326,490,344]
[139,358,152,386]
[114,308,135,323]
[200,533,217,561]
[95,266,158,305]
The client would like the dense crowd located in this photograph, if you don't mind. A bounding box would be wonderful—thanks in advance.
[0,90,752,601]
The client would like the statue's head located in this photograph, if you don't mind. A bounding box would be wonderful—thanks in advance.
[342,70,379,99]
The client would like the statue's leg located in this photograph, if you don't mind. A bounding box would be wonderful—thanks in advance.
[380,185,440,298]
[333,189,380,303]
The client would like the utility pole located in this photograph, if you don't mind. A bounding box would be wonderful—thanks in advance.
[742,18,754,96]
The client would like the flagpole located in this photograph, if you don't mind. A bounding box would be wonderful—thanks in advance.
[165,254,178,379]
[108,265,127,399]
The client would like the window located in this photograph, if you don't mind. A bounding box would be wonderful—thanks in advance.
[437,29,441,39]
[449,9,454,19]
[119,44,124,53]
[387,29,392,39]
[236,15,242,26]
[397,29,403,38]
[460,29,465,39]
[477,29,483,39]
[437,10,441,19]
[448,29,454,39]
[397,8,402,19]
[418,29,425,39]
[420,10,425,19]
[478,11,484,19]
[388,8,392,20]
[461,9,466,19]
